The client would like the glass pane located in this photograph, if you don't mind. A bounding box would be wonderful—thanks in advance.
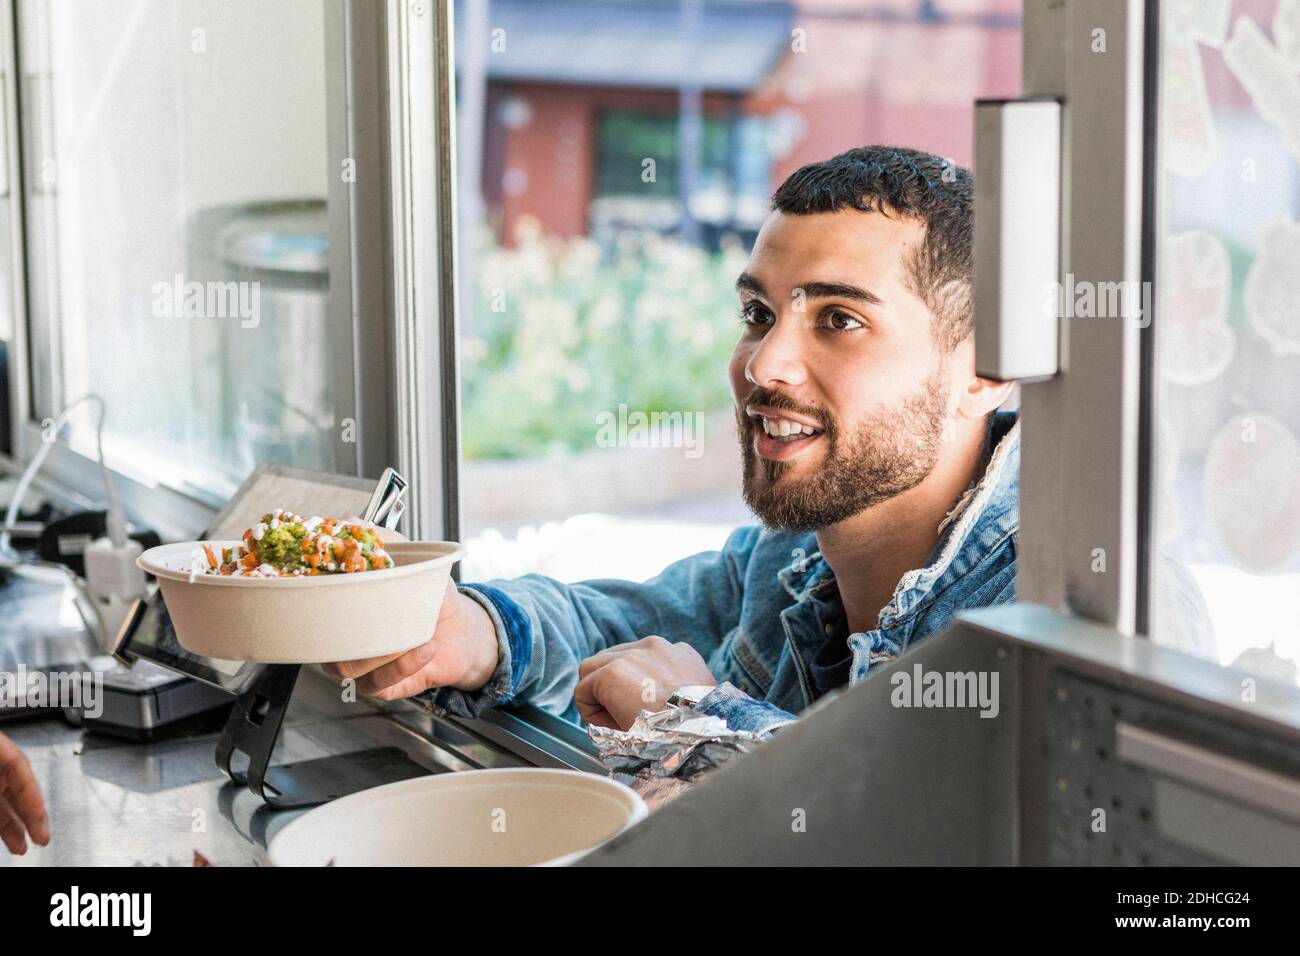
[1151,0,1300,685]
[454,0,1023,584]
[18,0,341,504]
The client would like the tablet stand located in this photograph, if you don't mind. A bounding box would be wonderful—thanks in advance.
[214,663,428,809]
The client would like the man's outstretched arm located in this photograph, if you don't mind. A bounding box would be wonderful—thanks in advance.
[326,526,763,724]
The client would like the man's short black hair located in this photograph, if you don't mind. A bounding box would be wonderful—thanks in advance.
[771,145,973,352]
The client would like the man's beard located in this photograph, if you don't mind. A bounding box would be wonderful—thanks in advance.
[736,371,950,533]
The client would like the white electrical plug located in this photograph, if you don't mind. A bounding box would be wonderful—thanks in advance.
[84,535,146,602]
[83,535,146,654]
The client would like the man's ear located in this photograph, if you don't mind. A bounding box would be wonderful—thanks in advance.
[946,338,1015,421]
[956,374,1015,421]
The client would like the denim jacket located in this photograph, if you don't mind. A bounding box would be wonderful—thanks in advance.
[423,412,1020,734]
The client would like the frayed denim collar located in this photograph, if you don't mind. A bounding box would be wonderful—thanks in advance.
[773,411,1020,624]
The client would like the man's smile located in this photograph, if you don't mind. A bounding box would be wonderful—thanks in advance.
[746,404,827,462]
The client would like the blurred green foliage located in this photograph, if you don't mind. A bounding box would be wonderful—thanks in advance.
[462,229,748,460]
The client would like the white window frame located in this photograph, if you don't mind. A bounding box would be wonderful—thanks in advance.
[1009,0,1152,635]
[383,0,461,543]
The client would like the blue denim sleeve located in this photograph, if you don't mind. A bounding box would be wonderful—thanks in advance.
[695,682,798,735]
[422,526,764,720]
[420,583,532,718]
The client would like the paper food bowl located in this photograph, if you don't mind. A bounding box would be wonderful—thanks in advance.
[267,768,647,867]
[136,539,463,664]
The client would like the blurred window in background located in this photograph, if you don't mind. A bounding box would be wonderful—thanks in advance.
[1151,0,1300,686]
[453,0,1023,582]
[592,110,773,239]
[18,0,340,505]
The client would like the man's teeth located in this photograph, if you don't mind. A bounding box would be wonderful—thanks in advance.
[760,417,821,440]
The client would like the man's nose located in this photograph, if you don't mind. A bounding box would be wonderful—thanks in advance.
[745,317,808,389]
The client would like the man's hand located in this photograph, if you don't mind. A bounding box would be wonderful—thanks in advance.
[323,525,500,699]
[574,636,716,730]
[0,732,49,855]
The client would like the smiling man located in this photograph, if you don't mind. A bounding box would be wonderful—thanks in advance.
[327,145,1019,733]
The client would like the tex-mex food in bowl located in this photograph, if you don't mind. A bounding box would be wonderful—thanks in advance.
[137,509,463,664]
[195,510,394,578]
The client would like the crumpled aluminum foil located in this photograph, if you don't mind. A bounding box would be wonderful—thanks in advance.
[587,683,772,809]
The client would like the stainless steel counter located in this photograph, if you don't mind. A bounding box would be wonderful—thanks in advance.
[0,526,604,867]
[0,667,601,867]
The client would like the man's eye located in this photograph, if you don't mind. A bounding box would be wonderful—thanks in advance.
[823,309,864,332]
[740,303,773,326]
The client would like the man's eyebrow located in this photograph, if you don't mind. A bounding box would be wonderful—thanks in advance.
[799,281,885,306]
[733,273,884,307]
[735,272,766,296]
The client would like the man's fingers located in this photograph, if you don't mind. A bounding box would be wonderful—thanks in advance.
[369,669,443,702]
[0,734,46,847]
[576,641,647,680]
[354,640,439,696]
[322,650,405,682]
[0,798,28,855]
[574,663,644,731]
[573,667,611,724]
[5,776,48,846]
[582,708,619,730]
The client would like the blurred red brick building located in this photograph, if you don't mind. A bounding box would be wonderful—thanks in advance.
[458,0,1022,245]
